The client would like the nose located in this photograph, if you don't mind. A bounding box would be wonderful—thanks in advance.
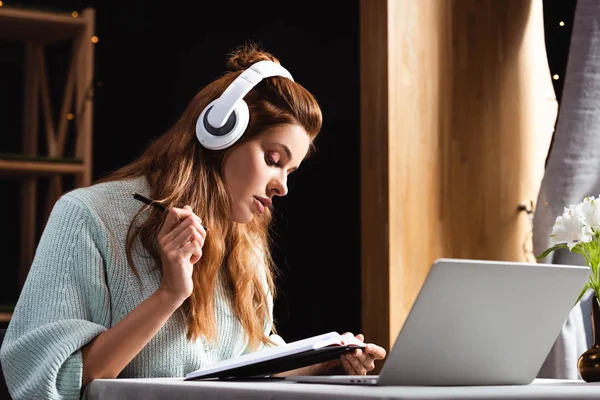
[268,174,288,197]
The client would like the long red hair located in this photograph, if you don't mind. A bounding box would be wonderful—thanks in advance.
[98,43,322,350]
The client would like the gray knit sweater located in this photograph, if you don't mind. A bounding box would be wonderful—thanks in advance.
[0,176,276,399]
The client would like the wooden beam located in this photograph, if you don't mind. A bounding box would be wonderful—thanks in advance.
[57,43,77,156]
[74,7,95,187]
[48,40,77,220]
[0,313,13,323]
[19,42,40,287]
[35,45,57,158]
[0,159,85,176]
[0,6,88,44]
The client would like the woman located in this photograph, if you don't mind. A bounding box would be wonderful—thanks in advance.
[0,43,385,399]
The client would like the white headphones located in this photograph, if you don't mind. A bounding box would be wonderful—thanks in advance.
[195,60,294,150]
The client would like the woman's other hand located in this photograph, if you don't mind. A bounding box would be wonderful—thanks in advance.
[309,332,386,376]
[338,333,386,375]
[157,205,206,304]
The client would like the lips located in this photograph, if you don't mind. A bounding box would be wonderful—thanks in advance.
[254,197,265,214]
[253,196,272,214]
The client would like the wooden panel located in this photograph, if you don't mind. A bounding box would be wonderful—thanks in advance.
[360,0,556,371]
[360,0,391,365]
[437,0,556,263]
[387,0,447,345]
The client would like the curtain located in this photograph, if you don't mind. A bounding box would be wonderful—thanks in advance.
[534,0,600,380]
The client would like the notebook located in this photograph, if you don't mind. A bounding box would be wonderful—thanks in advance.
[184,331,365,380]
[285,258,589,386]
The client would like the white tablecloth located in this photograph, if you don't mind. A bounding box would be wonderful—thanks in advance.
[83,377,600,400]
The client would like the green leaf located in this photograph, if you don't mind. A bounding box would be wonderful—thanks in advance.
[572,246,592,268]
[537,243,569,260]
[574,282,592,306]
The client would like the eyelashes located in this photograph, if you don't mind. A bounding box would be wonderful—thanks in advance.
[265,153,281,168]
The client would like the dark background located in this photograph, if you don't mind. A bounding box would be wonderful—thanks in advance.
[0,0,578,342]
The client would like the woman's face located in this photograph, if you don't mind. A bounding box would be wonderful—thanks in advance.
[223,123,310,223]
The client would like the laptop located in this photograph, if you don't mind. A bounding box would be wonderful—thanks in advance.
[285,258,589,386]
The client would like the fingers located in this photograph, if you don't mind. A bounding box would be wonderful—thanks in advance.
[315,359,342,375]
[160,207,207,244]
[178,206,207,241]
[339,333,387,375]
[341,352,366,375]
[157,206,207,266]
[172,222,205,249]
[340,332,356,345]
[182,239,203,264]
[161,206,194,234]
[364,343,387,360]
[343,333,385,361]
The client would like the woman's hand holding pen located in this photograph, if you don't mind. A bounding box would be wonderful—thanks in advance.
[157,205,207,304]
[81,203,207,384]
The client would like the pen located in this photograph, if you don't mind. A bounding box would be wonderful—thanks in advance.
[133,192,209,231]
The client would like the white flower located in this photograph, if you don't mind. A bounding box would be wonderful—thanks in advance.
[550,205,593,250]
[580,196,600,233]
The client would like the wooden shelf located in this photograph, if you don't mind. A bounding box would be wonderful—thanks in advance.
[0,7,88,44]
[0,158,85,177]
[0,6,95,291]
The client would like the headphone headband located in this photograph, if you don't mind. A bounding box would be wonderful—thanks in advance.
[196,60,294,150]
[207,61,294,128]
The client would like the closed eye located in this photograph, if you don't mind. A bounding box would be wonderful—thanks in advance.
[265,153,282,168]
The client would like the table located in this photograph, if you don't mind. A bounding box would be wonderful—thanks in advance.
[83,377,600,399]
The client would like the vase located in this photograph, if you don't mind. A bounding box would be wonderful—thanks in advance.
[578,295,600,382]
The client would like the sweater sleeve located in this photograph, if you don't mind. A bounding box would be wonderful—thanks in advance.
[0,195,111,400]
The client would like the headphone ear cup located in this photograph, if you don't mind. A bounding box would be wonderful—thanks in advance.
[196,100,249,150]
